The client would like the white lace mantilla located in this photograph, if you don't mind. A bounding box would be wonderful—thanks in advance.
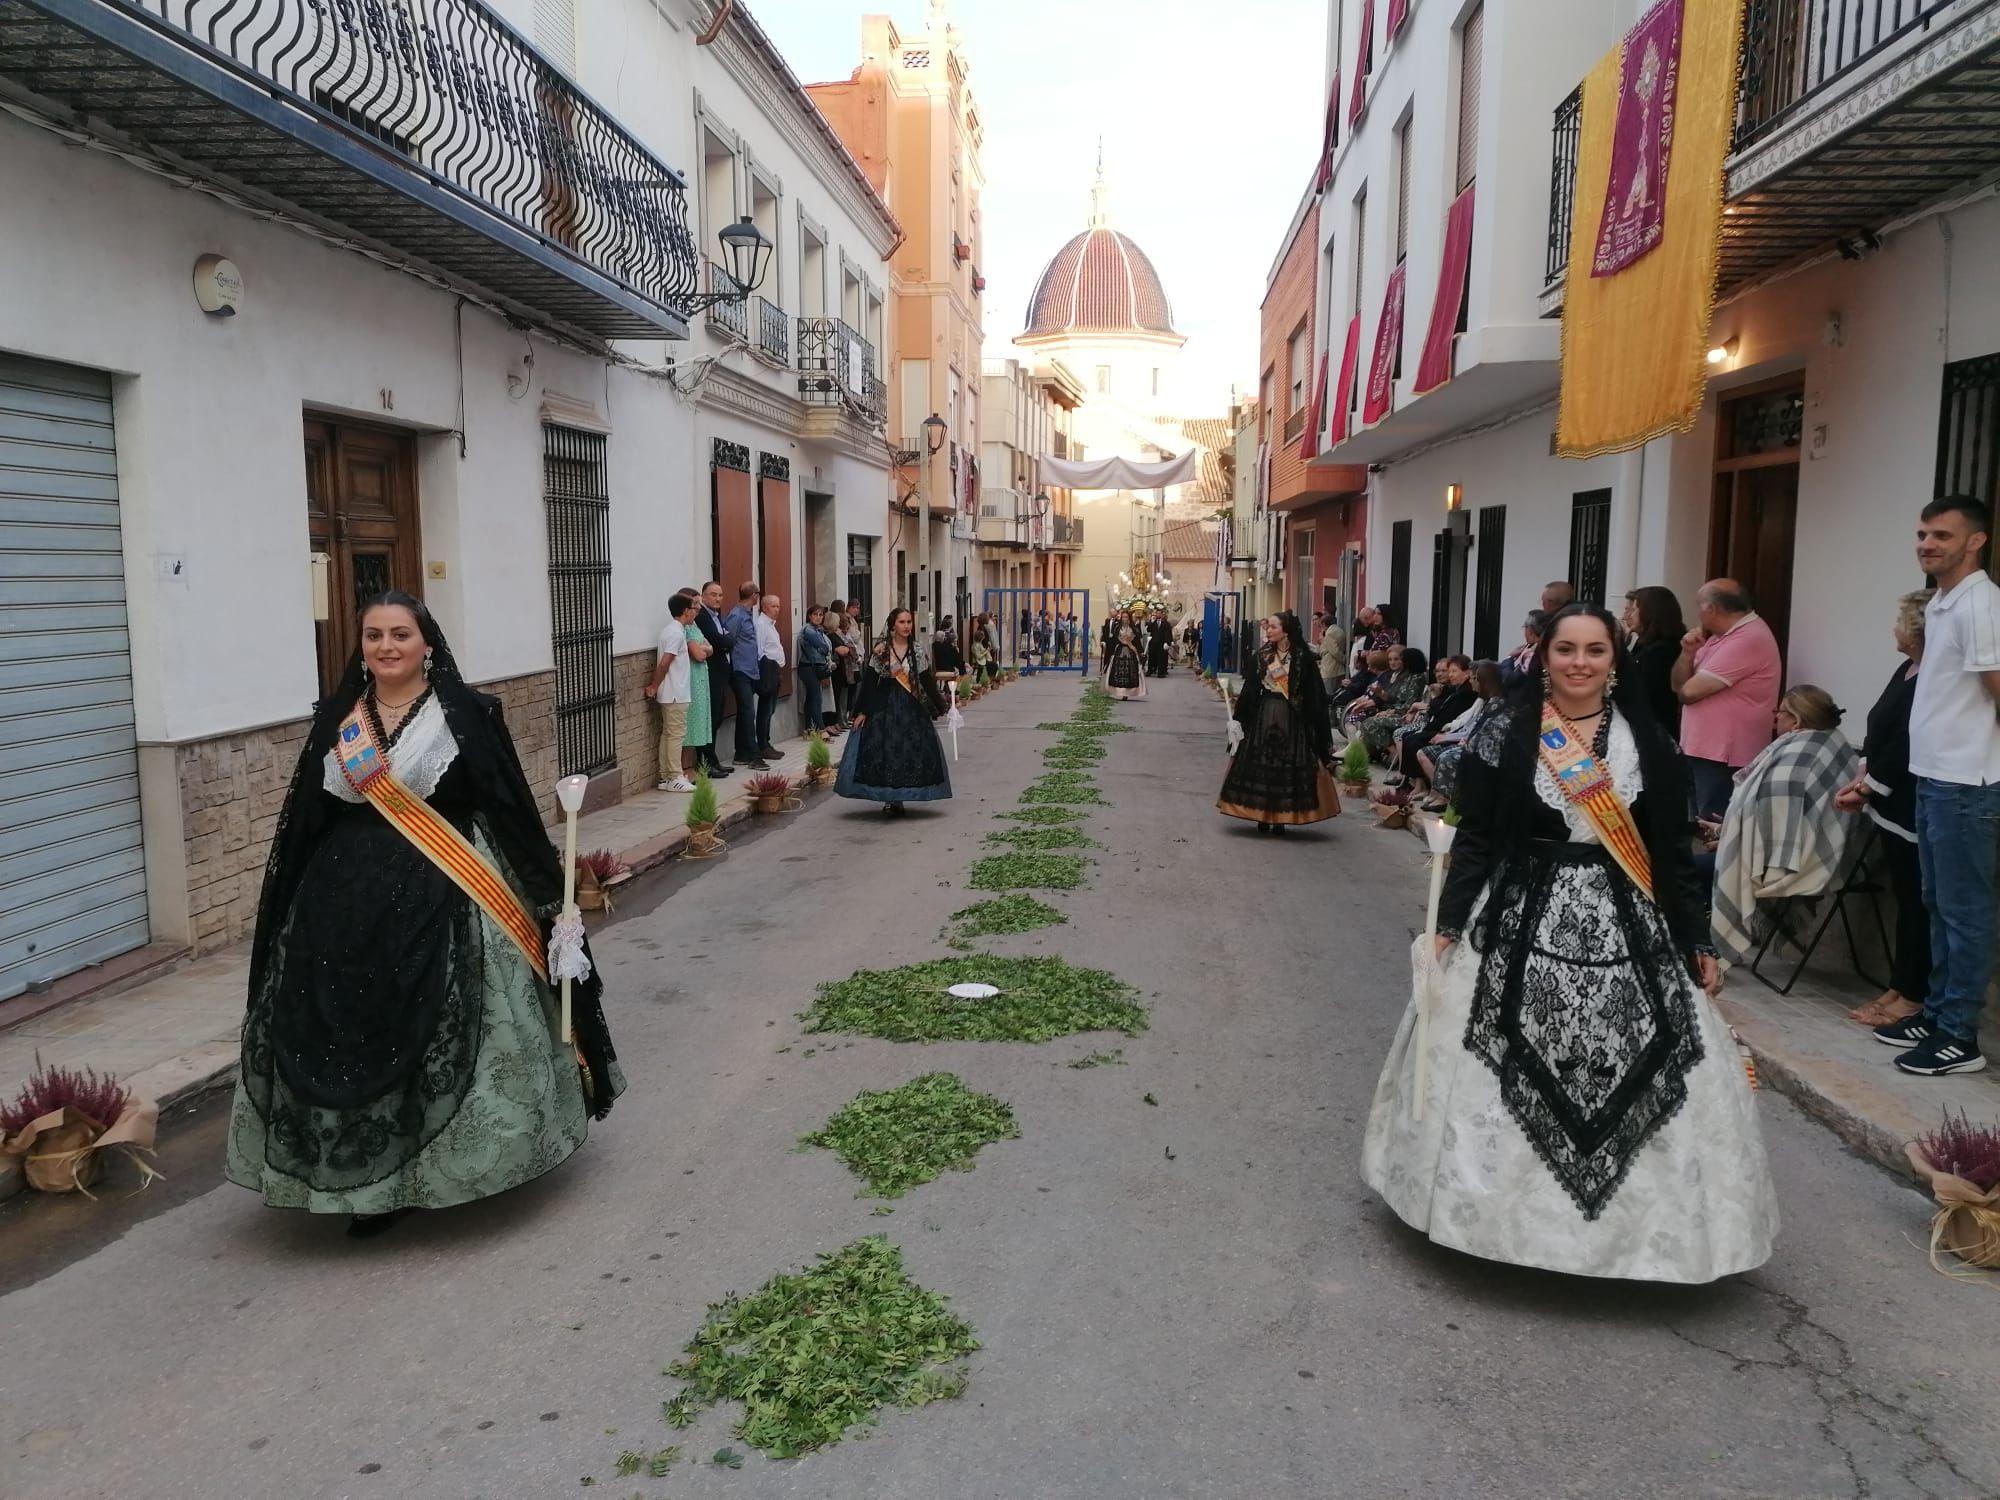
[1533,709,1643,845]
[323,695,459,803]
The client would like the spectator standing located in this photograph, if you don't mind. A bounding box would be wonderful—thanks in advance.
[1673,579,1783,820]
[1875,497,2000,1076]
[644,591,698,793]
[680,590,721,780]
[1316,613,1349,695]
[1835,589,1932,1029]
[1500,611,1549,690]
[754,593,787,762]
[1542,580,1577,614]
[692,581,734,778]
[723,582,763,768]
[1622,586,1688,738]
[798,605,836,737]
[834,601,865,728]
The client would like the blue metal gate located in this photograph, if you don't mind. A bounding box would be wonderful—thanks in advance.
[1201,590,1243,676]
[979,588,1092,674]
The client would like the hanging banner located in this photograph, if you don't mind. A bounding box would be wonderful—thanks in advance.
[1300,352,1330,461]
[1387,0,1410,41]
[1558,0,1742,458]
[1317,73,1342,191]
[1348,0,1375,126]
[1039,450,1199,490]
[1415,185,1477,394]
[1328,314,1363,445]
[1362,263,1407,427]
[1592,0,1684,277]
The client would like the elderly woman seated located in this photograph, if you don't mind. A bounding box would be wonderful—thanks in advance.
[1707,685,1863,965]
[1347,646,1429,751]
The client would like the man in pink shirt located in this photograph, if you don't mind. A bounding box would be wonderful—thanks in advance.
[1671,578,1783,819]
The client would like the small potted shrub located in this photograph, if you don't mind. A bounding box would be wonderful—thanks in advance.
[684,770,725,858]
[574,850,628,911]
[1338,738,1373,799]
[1,1059,155,1195]
[804,732,835,788]
[1907,1110,2000,1270]
[744,772,795,814]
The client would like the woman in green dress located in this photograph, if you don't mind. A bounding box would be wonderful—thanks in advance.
[684,598,717,771]
[227,592,621,1237]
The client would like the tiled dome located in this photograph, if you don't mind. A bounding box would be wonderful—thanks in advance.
[1022,226,1180,340]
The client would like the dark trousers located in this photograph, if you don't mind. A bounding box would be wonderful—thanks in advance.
[1881,830,1931,1004]
[801,671,826,732]
[1686,755,1737,821]
[702,664,730,769]
[756,661,780,751]
[831,673,852,723]
[730,669,759,760]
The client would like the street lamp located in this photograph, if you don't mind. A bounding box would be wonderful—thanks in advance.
[684,216,774,311]
[917,413,948,632]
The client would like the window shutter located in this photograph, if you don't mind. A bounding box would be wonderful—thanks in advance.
[535,0,578,76]
[1395,120,1412,263]
[1353,191,1368,310]
[1457,5,1485,193]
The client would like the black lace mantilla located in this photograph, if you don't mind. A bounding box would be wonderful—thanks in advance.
[1465,843,1705,1220]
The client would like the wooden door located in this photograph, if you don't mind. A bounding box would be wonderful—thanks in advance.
[1709,379,1803,663]
[304,418,421,695]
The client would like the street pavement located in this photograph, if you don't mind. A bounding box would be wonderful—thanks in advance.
[3,671,1998,1500]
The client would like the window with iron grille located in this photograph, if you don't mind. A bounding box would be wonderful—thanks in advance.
[1568,489,1612,605]
[1473,503,1506,659]
[1430,528,1453,659]
[846,534,875,631]
[1936,353,2000,579]
[1389,517,1412,641]
[544,425,615,776]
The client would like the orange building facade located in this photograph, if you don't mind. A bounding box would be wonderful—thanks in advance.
[809,9,987,631]
[1259,190,1368,626]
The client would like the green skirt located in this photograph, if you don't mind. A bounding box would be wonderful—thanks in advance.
[686,658,714,748]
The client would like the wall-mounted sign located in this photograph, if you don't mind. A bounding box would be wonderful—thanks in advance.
[193,254,243,316]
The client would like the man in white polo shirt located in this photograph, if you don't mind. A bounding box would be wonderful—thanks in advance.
[1875,496,2000,1075]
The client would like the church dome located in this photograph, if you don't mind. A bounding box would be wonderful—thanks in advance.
[1021,168,1182,342]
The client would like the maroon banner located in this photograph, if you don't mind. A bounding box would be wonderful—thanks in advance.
[1317,73,1341,191]
[1415,185,1477,394]
[1592,0,1684,277]
[1329,315,1363,445]
[1362,263,1407,427]
[1387,0,1409,41]
[1300,352,1330,460]
[1348,0,1375,127]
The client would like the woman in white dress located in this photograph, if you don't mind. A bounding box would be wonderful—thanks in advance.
[1363,605,1776,1283]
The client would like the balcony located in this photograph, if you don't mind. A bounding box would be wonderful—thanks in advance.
[976,490,1028,548]
[752,295,788,364]
[1283,408,1307,444]
[797,315,878,418]
[703,261,748,342]
[1051,514,1084,550]
[0,0,699,341]
[1543,0,2000,308]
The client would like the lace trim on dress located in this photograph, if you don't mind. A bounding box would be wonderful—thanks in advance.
[323,695,459,803]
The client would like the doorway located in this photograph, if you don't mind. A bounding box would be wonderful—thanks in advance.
[304,417,422,695]
[1708,379,1803,661]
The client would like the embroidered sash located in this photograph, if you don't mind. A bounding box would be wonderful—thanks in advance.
[1537,705,1655,901]
[336,704,550,982]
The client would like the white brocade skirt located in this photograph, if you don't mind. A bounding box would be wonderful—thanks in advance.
[1362,935,1779,1283]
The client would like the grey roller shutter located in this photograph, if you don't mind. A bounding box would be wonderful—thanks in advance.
[0,355,147,999]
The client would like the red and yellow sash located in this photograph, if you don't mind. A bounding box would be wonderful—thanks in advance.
[336,703,549,982]
[1537,704,1654,901]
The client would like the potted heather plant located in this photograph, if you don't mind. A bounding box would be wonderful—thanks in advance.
[744,771,794,815]
[1339,737,1373,799]
[804,732,835,788]
[1,1059,157,1194]
[574,850,628,912]
[684,769,724,858]
[1907,1111,2000,1270]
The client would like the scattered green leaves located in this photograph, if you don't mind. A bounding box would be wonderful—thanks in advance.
[802,1073,1020,1198]
[1066,1049,1126,1069]
[802,955,1147,1043]
[1142,1092,1159,1107]
[663,1237,979,1459]
[662,1393,701,1429]
[945,892,1068,941]
[981,826,1099,852]
[1036,719,1131,734]
[993,805,1086,825]
[613,1452,644,1478]
[1019,772,1105,805]
[649,1447,682,1478]
[967,853,1089,891]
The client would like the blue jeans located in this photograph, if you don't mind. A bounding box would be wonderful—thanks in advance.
[1916,777,2000,1041]
[1686,756,1737,822]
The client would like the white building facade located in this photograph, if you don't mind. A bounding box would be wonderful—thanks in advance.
[0,0,897,999]
[1308,0,2000,729]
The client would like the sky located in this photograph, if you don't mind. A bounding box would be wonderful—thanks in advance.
[744,0,1329,417]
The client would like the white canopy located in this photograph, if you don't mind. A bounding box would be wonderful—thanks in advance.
[1039,450,1199,490]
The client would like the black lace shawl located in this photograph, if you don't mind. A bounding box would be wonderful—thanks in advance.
[247,646,617,1124]
[856,640,946,719]
[1233,644,1334,765]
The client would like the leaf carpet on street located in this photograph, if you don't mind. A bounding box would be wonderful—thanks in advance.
[967,853,1090,891]
[993,805,1086,825]
[982,826,1100,852]
[945,893,1069,941]
[802,1073,1020,1198]
[802,956,1148,1043]
[1018,772,1105,805]
[661,1237,979,1459]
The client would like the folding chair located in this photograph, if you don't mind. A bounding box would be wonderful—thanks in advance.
[1748,827,1892,997]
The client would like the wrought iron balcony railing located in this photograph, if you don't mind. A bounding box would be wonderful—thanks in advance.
[0,0,699,338]
[797,316,878,416]
[863,370,888,421]
[1545,83,1583,288]
[705,261,748,342]
[1735,0,1966,149]
[753,295,789,364]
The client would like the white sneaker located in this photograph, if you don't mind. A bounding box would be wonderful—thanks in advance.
[662,777,697,793]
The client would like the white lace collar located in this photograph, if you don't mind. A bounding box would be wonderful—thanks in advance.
[1532,708,1643,845]
[323,695,459,804]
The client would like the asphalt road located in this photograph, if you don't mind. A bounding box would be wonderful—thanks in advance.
[3,672,1997,1500]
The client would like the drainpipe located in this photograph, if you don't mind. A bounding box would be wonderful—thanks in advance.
[696,0,734,46]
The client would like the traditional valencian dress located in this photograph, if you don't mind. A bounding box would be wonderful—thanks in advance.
[835,640,952,805]
[1363,704,1776,1282]
[1217,643,1341,827]
[1103,626,1146,701]
[228,653,621,1216]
